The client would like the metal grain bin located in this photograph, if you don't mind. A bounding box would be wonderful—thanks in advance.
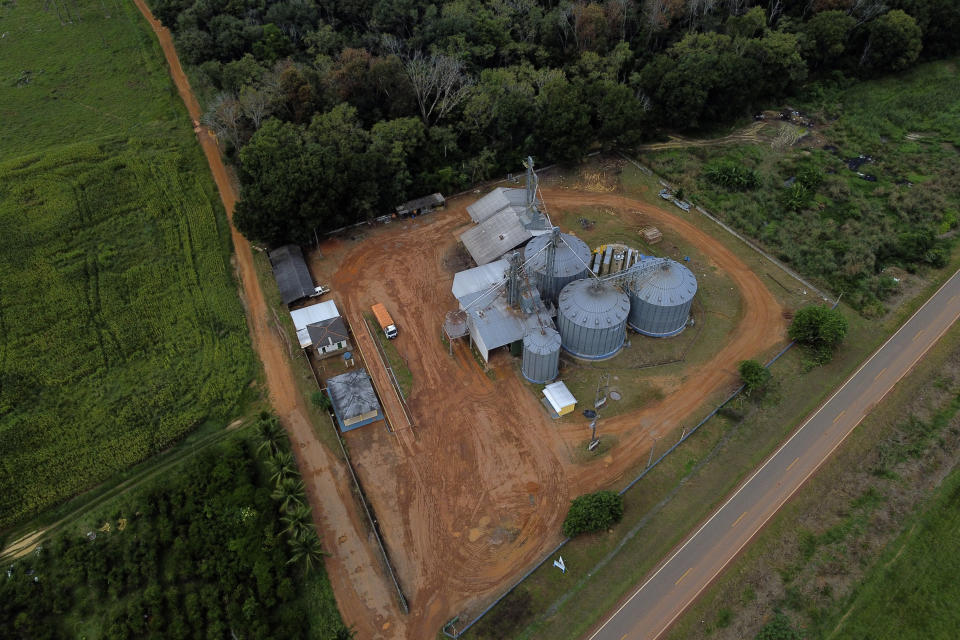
[628,260,697,337]
[556,279,630,360]
[521,326,562,383]
[523,230,591,305]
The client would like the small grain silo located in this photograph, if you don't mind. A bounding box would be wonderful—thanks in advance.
[521,326,562,383]
[556,278,630,360]
[524,229,591,305]
[628,260,698,337]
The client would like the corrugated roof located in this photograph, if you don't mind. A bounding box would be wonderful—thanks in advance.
[466,187,528,223]
[632,261,698,305]
[290,300,340,347]
[451,259,509,302]
[307,316,348,346]
[523,325,561,355]
[558,279,630,329]
[269,244,315,305]
[524,232,591,278]
[543,381,576,411]
[396,192,445,214]
[467,295,527,351]
[327,369,380,420]
[460,209,533,265]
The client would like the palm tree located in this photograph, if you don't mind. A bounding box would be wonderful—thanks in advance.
[266,450,296,485]
[287,531,327,573]
[281,503,314,540]
[271,476,305,514]
[256,414,284,455]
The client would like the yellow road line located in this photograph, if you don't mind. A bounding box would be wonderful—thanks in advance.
[731,511,747,528]
[873,367,887,381]
[786,456,800,472]
[675,567,692,586]
[914,329,925,341]
[833,410,846,424]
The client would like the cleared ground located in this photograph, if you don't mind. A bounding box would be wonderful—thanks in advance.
[312,180,786,636]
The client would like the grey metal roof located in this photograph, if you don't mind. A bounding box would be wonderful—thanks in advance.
[523,325,561,355]
[451,259,509,302]
[467,295,527,351]
[306,316,348,346]
[396,192,445,214]
[290,300,340,347]
[460,209,533,265]
[269,244,315,305]
[524,232,592,278]
[466,187,529,223]
[558,279,630,329]
[632,260,698,305]
[326,369,380,420]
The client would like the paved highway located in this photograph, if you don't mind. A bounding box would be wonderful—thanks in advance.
[588,268,960,640]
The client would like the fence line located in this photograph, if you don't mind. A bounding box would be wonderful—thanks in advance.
[443,339,799,638]
[617,152,833,302]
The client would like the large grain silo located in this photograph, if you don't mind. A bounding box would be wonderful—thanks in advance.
[523,229,591,305]
[556,278,630,360]
[521,326,561,383]
[628,260,697,337]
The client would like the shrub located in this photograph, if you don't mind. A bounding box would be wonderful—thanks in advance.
[755,612,802,640]
[562,490,624,537]
[704,161,760,191]
[789,305,848,363]
[738,359,771,394]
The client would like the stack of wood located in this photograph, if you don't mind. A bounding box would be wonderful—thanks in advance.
[641,226,662,244]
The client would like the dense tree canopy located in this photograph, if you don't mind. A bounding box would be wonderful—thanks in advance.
[145,0,960,245]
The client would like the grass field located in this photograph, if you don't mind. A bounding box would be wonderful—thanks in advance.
[0,0,253,527]
[642,59,960,315]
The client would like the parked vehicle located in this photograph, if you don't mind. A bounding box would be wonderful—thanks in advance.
[372,303,398,339]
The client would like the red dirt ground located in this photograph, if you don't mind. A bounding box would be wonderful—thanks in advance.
[315,186,786,637]
[133,3,405,637]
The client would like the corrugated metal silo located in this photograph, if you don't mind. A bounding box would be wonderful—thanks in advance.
[524,230,591,305]
[556,279,630,360]
[521,326,561,383]
[628,260,698,337]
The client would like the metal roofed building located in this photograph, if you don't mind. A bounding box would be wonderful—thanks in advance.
[290,300,340,348]
[306,316,350,358]
[269,244,316,305]
[396,192,445,216]
[543,381,576,417]
[326,369,383,432]
[460,208,534,266]
[466,187,530,224]
[452,259,509,306]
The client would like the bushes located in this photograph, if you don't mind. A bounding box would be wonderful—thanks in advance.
[704,161,760,191]
[739,360,771,394]
[562,490,624,537]
[789,306,848,363]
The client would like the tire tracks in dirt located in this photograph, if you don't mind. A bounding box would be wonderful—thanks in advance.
[321,188,785,636]
[130,2,402,637]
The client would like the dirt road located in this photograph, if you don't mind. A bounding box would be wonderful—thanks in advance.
[588,268,960,640]
[318,187,785,636]
[132,2,402,637]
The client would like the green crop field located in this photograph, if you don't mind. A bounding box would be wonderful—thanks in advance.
[0,0,253,527]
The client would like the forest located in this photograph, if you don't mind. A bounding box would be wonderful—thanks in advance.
[145,0,960,247]
[0,418,350,640]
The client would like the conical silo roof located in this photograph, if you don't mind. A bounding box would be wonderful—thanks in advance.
[632,261,697,305]
[523,326,562,354]
[558,279,630,329]
[524,232,591,278]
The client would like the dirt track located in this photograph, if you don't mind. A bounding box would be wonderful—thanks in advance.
[320,187,785,637]
[132,2,403,637]
[135,2,785,633]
